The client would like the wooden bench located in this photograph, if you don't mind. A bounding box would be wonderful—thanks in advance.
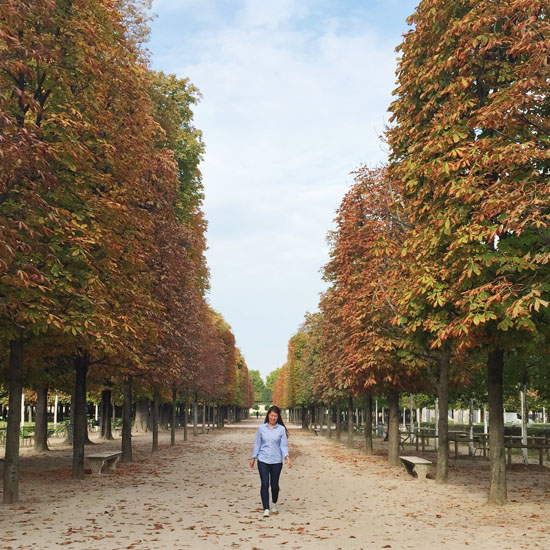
[202,426,212,434]
[86,451,122,476]
[505,443,550,466]
[400,456,432,479]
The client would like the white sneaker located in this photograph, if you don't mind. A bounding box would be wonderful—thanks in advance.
[263,509,270,518]
[271,504,278,514]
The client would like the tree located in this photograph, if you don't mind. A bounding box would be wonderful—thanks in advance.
[249,370,266,404]
[320,167,428,465]
[386,0,550,504]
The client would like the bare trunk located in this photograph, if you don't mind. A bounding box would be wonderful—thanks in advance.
[336,403,341,441]
[34,386,49,452]
[521,383,528,465]
[327,405,332,438]
[3,338,24,503]
[100,389,114,440]
[134,399,149,432]
[171,387,177,446]
[469,399,475,457]
[159,404,171,430]
[193,393,198,436]
[488,348,507,505]
[65,387,75,445]
[121,376,132,463]
[436,351,450,483]
[347,394,354,449]
[72,354,88,479]
[152,391,159,452]
[183,396,188,441]
[364,395,373,456]
[388,390,400,467]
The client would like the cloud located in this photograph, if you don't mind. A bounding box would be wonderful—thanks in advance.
[149,0,416,378]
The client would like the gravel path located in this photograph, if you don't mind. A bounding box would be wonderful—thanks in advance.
[2,418,550,549]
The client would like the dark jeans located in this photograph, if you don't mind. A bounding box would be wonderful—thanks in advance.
[257,460,283,510]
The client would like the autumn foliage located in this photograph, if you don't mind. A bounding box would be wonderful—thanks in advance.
[273,0,550,504]
[0,0,251,503]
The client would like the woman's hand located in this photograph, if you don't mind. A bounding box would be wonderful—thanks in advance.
[285,456,293,468]
[249,458,256,469]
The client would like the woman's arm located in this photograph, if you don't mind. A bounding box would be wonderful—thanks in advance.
[250,426,261,468]
[280,427,291,467]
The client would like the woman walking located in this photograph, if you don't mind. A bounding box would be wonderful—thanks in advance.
[249,406,292,517]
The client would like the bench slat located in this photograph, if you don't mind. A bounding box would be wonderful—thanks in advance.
[400,456,431,465]
[87,451,122,459]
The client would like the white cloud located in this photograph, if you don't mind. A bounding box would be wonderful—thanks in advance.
[149,0,415,378]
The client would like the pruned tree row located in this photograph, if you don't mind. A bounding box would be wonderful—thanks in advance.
[0,0,253,504]
[274,0,550,506]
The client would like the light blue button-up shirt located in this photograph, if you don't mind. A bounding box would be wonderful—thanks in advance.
[251,423,289,464]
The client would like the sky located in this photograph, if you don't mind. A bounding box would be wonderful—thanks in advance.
[147,0,419,380]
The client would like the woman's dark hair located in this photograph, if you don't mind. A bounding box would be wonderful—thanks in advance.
[264,405,289,437]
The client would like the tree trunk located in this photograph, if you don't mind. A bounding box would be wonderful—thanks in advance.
[171,387,177,446]
[65,387,76,445]
[121,376,132,463]
[202,401,206,434]
[193,393,198,436]
[364,395,373,456]
[336,402,341,441]
[347,394,354,449]
[159,404,170,430]
[183,396,188,441]
[134,399,149,432]
[388,390,400,467]
[100,389,114,440]
[34,386,49,452]
[488,348,507,505]
[300,407,306,429]
[72,354,88,479]
[327,405,332,439]
[521,382,528,465]
[3,338,24,503]
[436,351,450,483]
[152,391,159,452]
[469,399,475,457]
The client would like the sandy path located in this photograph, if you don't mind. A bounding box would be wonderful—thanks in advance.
[2,419,550,549]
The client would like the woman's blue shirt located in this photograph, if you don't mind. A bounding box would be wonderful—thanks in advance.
[251,423,289,464]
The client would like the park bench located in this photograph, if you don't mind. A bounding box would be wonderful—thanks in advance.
[202,426,212,434]
[504,442,550,466]
[20,427,35,446]
[400,456,432,479]
[413,430,436,452]
[472,435,489,457]
[50,424,67,438]
[86,451,122,476]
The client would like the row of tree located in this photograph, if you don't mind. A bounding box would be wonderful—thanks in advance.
[0,0,252,504]
[273,0,550,505]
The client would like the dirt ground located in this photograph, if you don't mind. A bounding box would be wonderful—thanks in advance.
[2,418,550,550]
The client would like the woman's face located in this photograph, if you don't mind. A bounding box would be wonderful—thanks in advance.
[268,411,278,425]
